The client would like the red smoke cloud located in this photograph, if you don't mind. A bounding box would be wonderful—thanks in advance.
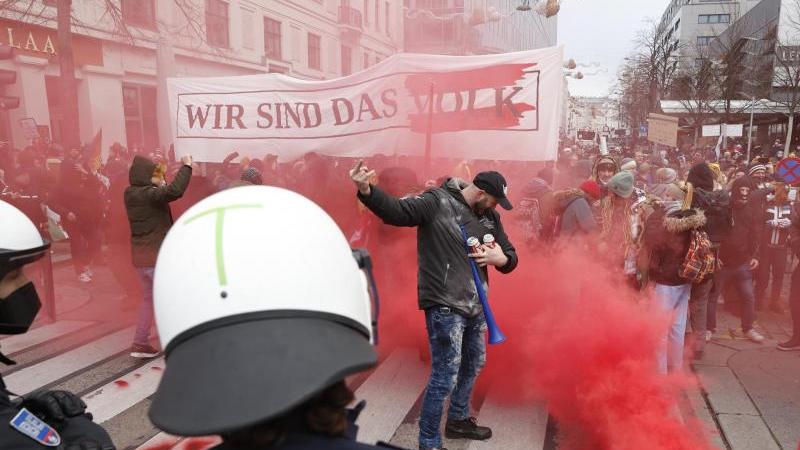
[354,165,718,450]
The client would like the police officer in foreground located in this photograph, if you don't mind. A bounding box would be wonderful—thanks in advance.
[147,185,403,449]
[0,199,115,450]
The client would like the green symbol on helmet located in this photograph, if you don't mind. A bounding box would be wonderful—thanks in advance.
[184,203,263,287]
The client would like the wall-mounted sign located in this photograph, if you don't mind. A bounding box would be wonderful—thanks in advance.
[0,18,103,67]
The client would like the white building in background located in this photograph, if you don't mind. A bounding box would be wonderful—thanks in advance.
[656,0,760,73]
[403,0,557,55]
[0,0,403,153]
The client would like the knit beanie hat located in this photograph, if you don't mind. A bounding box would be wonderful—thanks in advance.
[579,179,602,200]
[241,167,263,185]
[748,163,767,177]
[620,158,637,171]
[687,163,714,191]
[606,171,635,198]
[654,167,677,184]
[650,183,684,202]
[593,156,619,178]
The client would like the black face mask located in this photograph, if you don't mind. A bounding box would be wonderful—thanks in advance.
[0,282,41,335]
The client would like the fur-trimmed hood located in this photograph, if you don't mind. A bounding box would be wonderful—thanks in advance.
[663,208,706,234]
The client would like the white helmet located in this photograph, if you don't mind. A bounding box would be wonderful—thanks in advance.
[0,199,48,270]
[149,186,378,436]
[0,200,49,340]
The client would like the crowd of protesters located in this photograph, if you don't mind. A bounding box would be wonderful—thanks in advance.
[532,136,800,373]
[1,132,799,370]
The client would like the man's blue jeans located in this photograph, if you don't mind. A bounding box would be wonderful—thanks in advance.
[133,267,155,346]
[419,306,487,449]
[718,263,756,332]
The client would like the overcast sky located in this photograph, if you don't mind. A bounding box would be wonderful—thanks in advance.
[557,0,668,98]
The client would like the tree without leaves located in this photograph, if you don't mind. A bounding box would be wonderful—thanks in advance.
[666,46,717,146]
[769,0,800,153]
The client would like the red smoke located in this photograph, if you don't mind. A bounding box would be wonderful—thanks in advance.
[478,243,716,450]
[343,162,718,450]
[30,146,717,448]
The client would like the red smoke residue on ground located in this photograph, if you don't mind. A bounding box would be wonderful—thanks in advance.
[113,379,129,388]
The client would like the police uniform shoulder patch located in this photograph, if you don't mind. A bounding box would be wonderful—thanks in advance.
[9,407,61,447]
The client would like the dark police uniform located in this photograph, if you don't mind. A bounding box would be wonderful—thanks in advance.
[0,377,115,450]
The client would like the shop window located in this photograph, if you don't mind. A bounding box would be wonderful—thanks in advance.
[122,0,156,29]
[206,0,230,48]
[122,84,159,151]
[45,76,64,144]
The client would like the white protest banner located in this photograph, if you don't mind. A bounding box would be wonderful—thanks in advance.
[168,46,564,162]
[703,123,744,137]
[702,124,721,137]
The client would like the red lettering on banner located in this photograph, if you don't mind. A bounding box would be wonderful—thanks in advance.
[404,63,537,132]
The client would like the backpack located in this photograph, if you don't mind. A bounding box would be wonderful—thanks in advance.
[680,229,716,283]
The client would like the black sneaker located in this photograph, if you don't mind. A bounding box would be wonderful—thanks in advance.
[445,417,492,440]
[130,343,160,358]
[777,340,800,351]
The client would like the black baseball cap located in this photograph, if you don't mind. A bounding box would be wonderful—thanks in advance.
[473,171,513,210]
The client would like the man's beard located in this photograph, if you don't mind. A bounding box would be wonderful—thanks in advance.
[473,198,491,214]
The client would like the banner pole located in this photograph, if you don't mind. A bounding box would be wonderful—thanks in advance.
[424,82,434,181]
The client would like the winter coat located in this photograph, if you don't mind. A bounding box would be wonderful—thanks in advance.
[124,156,191,267]
[553,189,596,236]
[761,201,793,248]
[720,204,760,268]
[642,207,707,286]
[691,188,732,245]
[358,178,518,318]
[0,377,114,450]
[51,163,105,226]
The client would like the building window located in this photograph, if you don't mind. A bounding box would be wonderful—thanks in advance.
[698,14,730,24]
[308,33,321,70]
[364,0,369,26]
[375,0,380,31]
[385,1,390,36]
[264,17,281,59]
[341,45,352,76]
[363,52,369,68]
[697,36,715,46]
[122,84,159,151]
[122,0,156,28]
[206,0,229,47]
